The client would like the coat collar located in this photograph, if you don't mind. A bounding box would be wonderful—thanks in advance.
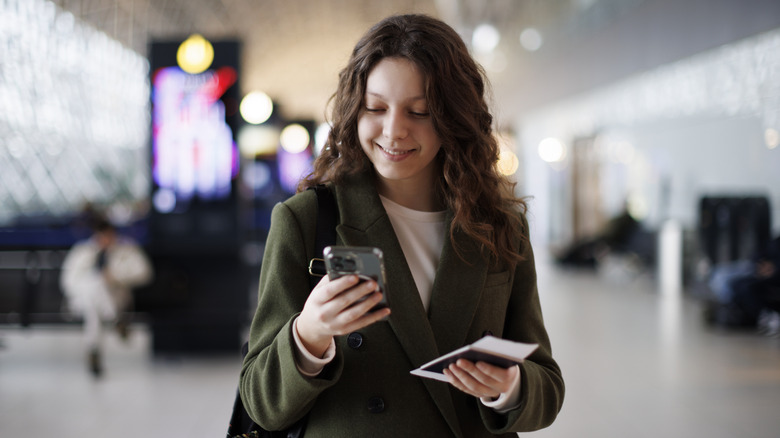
[332,171,490,438]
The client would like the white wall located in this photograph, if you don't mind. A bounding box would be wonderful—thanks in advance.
[516,28,780,246]
[630,115,777,225]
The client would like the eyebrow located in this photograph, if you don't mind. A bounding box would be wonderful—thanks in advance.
[366,91,426,103]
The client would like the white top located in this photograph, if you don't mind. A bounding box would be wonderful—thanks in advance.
[379,194,446,312]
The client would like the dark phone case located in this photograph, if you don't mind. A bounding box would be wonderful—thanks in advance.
[323,246,388,310]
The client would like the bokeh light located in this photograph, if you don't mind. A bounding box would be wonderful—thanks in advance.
[765,128,779,150]
[472,23,500,53]
[240,91,273,124]
[498,147,520,175]
[280,123,310,153]
[237,125,280,157]
[314,122,331,156]
[538,137,567,163]
[520,28,543,52]
[176,34,214,74]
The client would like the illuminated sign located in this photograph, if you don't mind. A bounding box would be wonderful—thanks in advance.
[151,66,239,212]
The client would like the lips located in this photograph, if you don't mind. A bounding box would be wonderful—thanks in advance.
[378,143,415,157]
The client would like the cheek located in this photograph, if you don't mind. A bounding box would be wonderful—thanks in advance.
[417,122,441,148]
[357,116,382,148]
[357,117,371,145]
[428,141,442,157]
[357,120,373,158]
[423,131,442,156]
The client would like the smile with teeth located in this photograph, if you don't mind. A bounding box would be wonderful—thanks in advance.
[378,144,414,156]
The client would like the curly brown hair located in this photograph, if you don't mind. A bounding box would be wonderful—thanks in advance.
[299,14,527,267]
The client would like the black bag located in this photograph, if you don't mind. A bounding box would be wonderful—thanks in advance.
[227,185,338,438]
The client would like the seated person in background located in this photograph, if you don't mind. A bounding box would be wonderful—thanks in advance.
[705,234,780,329]
[60,215,153,377]
[729,235,780,329]
[555,206,640,268]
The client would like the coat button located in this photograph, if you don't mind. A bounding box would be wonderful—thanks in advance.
[347,332,363,349]
[367,396,385,413]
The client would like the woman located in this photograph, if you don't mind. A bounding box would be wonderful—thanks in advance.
[240,14,564,437]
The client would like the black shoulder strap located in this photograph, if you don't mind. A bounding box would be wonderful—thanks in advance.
[229,185,337,438]
[308,184,338,289]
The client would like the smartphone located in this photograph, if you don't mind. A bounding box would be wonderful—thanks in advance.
[323,246,388,311]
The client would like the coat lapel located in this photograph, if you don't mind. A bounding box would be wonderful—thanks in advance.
[333,173,467,438]
[427,219,488,356]
[333,174,435,366]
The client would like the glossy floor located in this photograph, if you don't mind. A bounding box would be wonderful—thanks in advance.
[1,257,779,438]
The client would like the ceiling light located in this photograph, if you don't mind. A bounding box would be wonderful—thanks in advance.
[520,28,543,52]
[176,34,214,74]
[472,24,500,53]
[538,138,566,163]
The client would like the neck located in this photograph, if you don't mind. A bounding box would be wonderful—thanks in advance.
[375,174,443,212]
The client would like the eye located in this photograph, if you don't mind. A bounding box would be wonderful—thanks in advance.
[365,107,385,113]
[410,111,430,118]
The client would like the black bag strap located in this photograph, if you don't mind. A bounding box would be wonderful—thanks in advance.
[228,185,337,438]
[307,184,338,285]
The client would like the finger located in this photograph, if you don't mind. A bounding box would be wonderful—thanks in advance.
[330,288,387,331]
[310,274,360,303]
[467,360,506,384]
[302,278,384,337]
[450,360,518,398]
[446,362,499,399]
[445,367,495,399]
[475,362,519,394]
[301,275,359,328]
[475,361,518,380]
[326,279,378,313]
[456,359,492,381]
[337,304,391,335]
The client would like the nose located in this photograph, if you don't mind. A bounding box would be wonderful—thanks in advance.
[382,109,408,140]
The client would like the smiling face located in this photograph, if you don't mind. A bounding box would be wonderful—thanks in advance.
[358,57,442,201]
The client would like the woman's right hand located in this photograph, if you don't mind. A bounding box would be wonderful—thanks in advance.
[296,274,391,358]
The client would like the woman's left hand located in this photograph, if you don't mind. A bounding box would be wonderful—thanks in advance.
[443,359,519,400]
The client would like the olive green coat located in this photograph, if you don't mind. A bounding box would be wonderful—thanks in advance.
[240,172,564,437]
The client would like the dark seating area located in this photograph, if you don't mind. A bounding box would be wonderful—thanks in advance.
[695,195,779,333]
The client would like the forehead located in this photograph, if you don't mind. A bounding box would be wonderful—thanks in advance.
[365,57,425,100]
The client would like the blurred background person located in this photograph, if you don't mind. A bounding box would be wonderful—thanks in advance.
[554,202,641,269]
[59,215,153,377]
[705,234,780,332]
[731,235,780,332]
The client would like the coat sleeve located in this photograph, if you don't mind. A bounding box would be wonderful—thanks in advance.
[239,194,345,431]
[479,215,565,433]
